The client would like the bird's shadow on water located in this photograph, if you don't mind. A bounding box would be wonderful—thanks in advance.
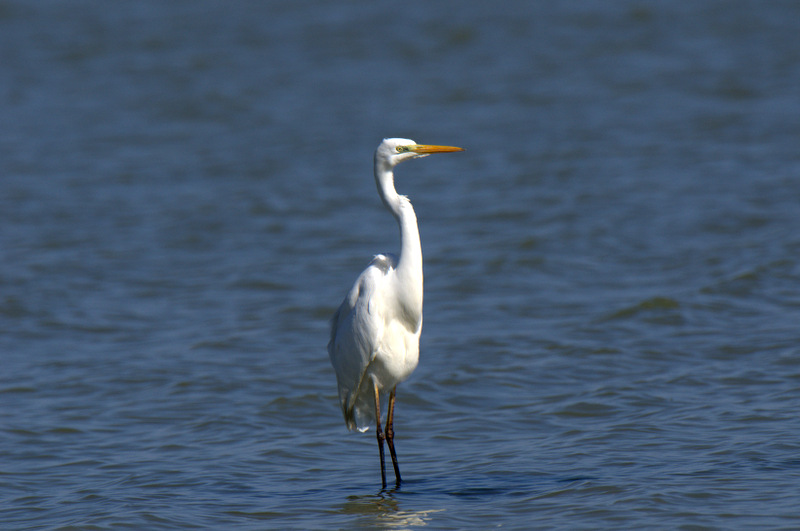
[333,472,595,526]
[405,472,596,499]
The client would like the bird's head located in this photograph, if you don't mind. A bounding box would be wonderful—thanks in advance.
[375,138,464,169]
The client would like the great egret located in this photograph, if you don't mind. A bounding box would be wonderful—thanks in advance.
[328,138,464,488]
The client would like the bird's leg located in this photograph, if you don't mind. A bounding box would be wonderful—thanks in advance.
[373,381,387,489]
[385,386,402,486]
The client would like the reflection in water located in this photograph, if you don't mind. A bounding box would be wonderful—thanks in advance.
[338,493,444,528]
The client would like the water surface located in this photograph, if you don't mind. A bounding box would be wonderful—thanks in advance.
[2,1,800,528]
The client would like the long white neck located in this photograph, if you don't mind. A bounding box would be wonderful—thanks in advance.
[374,161,423,330]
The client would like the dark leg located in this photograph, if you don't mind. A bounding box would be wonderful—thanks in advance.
[373,381,387,489]
[385,386,402,486]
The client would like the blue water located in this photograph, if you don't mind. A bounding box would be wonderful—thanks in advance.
[2,1,800,528]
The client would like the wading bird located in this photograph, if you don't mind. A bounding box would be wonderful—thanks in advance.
[328,138,464,489]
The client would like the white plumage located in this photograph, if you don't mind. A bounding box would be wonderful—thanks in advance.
[327,138,463,488]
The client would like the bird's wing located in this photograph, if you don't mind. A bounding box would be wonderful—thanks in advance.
[328,254,396,430]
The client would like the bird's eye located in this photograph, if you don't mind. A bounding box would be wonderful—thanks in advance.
[396,146,408,153]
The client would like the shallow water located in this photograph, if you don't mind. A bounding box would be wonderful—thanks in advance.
[2,1,800,528]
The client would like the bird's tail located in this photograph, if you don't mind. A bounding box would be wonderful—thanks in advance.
[343,389,376,432]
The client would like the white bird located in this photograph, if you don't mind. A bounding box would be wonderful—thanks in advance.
[328,138,464,488]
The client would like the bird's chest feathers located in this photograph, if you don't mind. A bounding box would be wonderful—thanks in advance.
[369,275,422,336]
[393,297,422,334]
[371,290,421,336]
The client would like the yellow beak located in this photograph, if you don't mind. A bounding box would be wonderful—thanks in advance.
[409,144,465,154]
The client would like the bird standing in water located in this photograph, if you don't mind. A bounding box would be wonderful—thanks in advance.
[328,138,464,488]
